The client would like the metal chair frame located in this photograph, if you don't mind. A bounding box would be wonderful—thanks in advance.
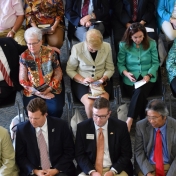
[0,91,25,123]
[169,93,176,116]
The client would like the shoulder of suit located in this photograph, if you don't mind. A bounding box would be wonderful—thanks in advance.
[47,116,67,126]
[74,42,84,48]
[47,116,65,121]
[102,42,110,47]
[0,126,8,136]
[109,117,127,126]
[149,39,156,46]
[77,118,93,127]
[17,120,31,128]
[119,41,126,47]
[136,118,148,126]
[167,116,176,126]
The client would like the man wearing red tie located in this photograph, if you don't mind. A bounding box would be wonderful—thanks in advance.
[134,99,176,176]
[75,97,133,176]
[0,37,27,105]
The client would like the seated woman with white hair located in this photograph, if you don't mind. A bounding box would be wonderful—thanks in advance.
[19,27,65,118]
[66,29,115,118]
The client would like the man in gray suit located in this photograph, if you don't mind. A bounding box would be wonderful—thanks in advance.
[134,99,176,176]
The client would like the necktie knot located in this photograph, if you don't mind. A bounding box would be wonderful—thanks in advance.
[99,127,103,132]
[39,128,42,134]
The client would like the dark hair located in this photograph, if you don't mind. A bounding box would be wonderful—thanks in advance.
[93,97,110,110]
[122,22,150,50]
[27,98,47,115]
[145,99,169,118]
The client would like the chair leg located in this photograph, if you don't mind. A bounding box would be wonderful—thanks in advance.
[65,35,71,59]
[65,102,71,127]
[15,100,21,121]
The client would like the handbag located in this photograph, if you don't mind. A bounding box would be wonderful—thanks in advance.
[70,108,84,137]
[117,103,128,122]
[89,83,106,97]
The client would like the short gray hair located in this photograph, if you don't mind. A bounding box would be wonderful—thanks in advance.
[24,27,42,42]
[145,99,169,117]
[86,29,103,50]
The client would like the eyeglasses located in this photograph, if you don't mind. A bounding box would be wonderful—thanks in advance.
[146,115,162,121]
[93,112,109,119]
[27,40,40,46]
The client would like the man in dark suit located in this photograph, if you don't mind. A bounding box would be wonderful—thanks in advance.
[134,99,176,176]
[15,98,76,176]
[0,37,27,105]
[111,0,158,53]
[65,0,110,42]
[75,97,133,176]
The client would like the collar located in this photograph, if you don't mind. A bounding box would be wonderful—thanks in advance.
[35,118,47,133]
[154,119,167,134]
[132,42,141,48]
[83,41,104,53]
[94,120,108,131]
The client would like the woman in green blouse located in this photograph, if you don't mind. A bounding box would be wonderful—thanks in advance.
[117,23,159,131]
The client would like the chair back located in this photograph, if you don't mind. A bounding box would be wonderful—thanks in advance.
[0,90,16,108]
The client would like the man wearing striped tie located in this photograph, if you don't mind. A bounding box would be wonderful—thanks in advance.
[15,97,76,176]
[0,37,27,105]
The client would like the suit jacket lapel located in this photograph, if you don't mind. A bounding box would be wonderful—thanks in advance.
[47,117,55,155]
[82,43,95,65]
[146,122,154,156]
[89,120,97,162]
[77,0,82,14]
[29,124,41,162]
[95,45,105,64]
[107,119,116,161]
[166,117,174,157]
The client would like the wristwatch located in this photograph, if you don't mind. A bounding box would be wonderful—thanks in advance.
[90,13,94,19]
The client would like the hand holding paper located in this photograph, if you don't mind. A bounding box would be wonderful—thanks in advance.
[145,27,154,32]
[134,80,146,89]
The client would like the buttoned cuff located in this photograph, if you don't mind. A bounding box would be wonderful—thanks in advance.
[88,170,96,175]
[111,167,118,174]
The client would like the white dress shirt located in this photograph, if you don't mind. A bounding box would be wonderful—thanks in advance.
[0,46,10,81]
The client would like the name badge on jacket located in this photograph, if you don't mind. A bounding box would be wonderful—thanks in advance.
[86,134,94,140]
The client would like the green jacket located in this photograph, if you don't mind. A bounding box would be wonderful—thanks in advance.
[117,40,159,86]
